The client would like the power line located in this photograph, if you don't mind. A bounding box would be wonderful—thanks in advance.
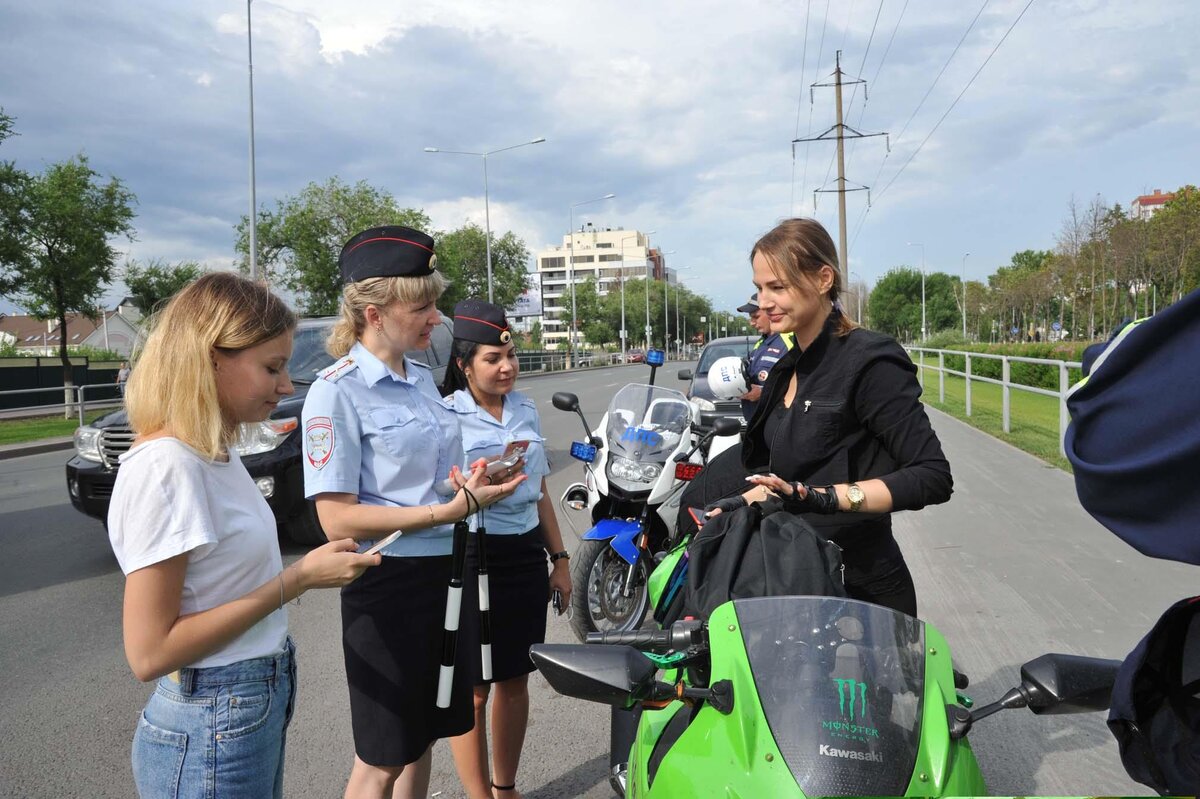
[799,0,833,213]
[845,0,908,181]
[893,0,989,156]
[874,0,1036,203]
[790,0,813,216]
[848,0,996,250]
[822,0,885,192]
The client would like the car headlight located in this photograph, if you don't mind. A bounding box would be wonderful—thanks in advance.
[690,397,716,412]
[609,455,663,484]
[73,425,103,463]
[232,418,298,456]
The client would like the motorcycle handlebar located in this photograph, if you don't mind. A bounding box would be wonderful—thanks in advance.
[586,629,672,651]
[585,619,706,653]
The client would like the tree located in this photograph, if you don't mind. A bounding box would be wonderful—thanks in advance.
[235,177,430,316]
[867,267,924,341]
[0,151,136,394]
[123,258,204,315]
[434,222,530,315]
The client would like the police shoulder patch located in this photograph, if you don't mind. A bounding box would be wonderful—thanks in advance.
[305,416,335,469]
[319,357,357,383]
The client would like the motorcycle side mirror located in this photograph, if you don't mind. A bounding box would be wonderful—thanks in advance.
[529,643,659,709]
[552,392,580,412]
[948,652,1122,739]
[1018,653,1122,715]
[553,392,598,443]
[677,369,693,381]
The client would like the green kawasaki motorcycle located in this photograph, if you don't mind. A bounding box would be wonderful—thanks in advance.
[530,595,1120,797]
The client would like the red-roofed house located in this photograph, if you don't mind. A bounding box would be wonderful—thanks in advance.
[1131,189,1176,221]
[0,299,142,356]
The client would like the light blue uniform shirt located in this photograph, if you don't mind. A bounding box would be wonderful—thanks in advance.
[302,342,464,557]
[444,389,550,534]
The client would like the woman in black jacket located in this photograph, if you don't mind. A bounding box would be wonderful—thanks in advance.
[707,218,952,616]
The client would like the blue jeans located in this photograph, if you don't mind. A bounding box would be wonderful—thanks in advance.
[131,638,296,799]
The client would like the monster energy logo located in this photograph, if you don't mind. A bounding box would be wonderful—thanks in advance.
[834,679,868,722]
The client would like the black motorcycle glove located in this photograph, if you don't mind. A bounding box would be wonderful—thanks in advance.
[704,495,748,516]
[783,482,840,515]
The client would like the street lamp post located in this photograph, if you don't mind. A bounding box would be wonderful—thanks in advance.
[423,137,546,303]
[961,252,970,338]
[908,242,926,341]
[246,0,258,281]
[567,194,616,367]
[849,270,864,326]
[618,231,650,364]
[667,266,689,359]
[657,251,677,355]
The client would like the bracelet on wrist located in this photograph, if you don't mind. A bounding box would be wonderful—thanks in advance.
[549,550,570,563]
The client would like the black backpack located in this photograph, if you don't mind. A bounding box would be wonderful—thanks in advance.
[683,501,847,621]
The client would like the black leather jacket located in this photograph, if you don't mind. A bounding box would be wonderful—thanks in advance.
[742,312,953,541]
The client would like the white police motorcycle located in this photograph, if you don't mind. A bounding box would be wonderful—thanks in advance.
[555,349,741,642]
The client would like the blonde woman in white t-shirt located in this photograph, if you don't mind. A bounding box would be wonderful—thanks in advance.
[108,272,380,799]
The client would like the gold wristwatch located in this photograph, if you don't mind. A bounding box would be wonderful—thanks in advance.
[846,483,866,512]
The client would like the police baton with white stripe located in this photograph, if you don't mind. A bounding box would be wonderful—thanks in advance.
[437,517,470,709]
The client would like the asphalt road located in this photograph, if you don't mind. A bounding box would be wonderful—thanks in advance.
[0,360,1194,797]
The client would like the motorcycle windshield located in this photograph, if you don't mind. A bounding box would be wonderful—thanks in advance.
[605,384,693,462]
[734,597,925,797]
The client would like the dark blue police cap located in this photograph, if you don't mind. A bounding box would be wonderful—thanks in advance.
[737,294,760,314]
[338,225,437,284]
[453,299,512,346]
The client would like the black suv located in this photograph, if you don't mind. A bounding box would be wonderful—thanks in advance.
[65,315,455,544]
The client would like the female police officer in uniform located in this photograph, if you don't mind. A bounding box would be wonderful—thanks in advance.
[302,227,525,799]
[439,299,572,799]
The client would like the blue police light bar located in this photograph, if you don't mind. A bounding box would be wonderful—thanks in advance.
[645,348,665,367]
[570,441,598,463]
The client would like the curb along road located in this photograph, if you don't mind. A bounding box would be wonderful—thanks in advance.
[0,435,74,461]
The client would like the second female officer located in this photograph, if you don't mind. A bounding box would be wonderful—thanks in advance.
[302,227,525,799]
[439,299,572,799]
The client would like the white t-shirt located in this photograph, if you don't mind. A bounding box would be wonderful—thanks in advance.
[107,437,287,668]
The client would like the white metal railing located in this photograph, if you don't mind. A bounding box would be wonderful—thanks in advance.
[0,383,124,426]
[905,347,1083,458]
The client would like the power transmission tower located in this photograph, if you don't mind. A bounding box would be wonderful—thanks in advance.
[794,50,888,289]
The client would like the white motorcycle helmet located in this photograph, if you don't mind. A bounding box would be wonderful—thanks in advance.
[708,356,750,400]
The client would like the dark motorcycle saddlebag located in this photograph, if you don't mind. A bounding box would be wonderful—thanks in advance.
[683,502,846,621]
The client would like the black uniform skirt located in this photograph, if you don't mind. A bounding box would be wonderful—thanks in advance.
[340,554,478,767]
[466,527,550,684]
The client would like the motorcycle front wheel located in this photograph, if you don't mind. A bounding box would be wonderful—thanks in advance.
[569,539,650,643]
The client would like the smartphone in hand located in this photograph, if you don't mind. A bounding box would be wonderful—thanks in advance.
[363,529,402,556]
[484,440,531,477]
[551,589,564,615]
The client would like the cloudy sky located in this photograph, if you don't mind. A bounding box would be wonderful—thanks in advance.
[2,0,1197,316]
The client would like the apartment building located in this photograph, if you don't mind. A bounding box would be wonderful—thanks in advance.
[534,225,670,348]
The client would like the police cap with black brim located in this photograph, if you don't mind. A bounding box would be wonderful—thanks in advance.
[339,225,437,284]
[736,294,760,314]
[453,298,512,346]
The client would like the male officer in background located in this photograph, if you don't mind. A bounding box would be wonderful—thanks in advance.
[737,294,794,420]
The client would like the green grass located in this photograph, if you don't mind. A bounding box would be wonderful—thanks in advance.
[915,364,1073,473]
[0,408,114,446]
